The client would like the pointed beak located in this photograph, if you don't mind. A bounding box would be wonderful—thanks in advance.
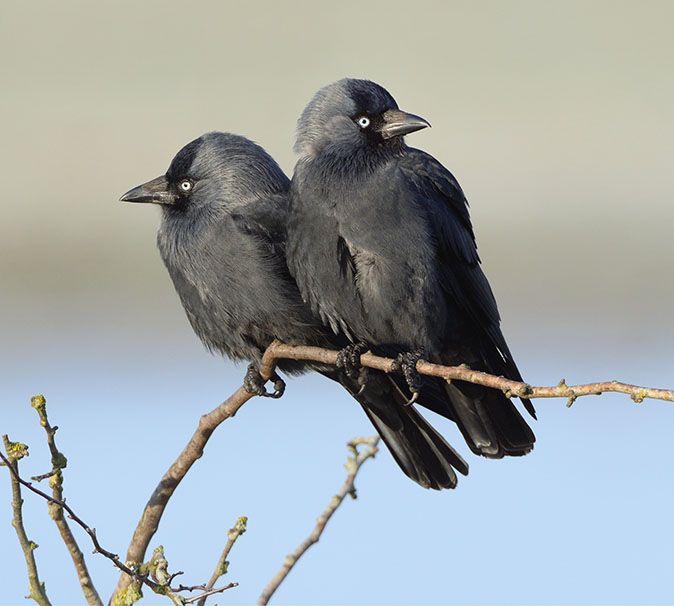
[120,175,176,205]
[380,109,431,140]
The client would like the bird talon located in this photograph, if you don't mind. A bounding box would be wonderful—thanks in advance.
[336,342,369,380]
[269,375,286,399]
[392,350,424,400]
[243,363,286,398]
[336,342,370,394]
[405,391,420,406]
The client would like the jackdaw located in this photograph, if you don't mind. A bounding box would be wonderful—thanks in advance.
[287,79,535,460]
[120,132,468,489]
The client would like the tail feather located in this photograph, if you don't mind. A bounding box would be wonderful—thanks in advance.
[323,370,468,490]
[360,405,460,489]
[442,376,535,458]
[401,345,536,459]
[444,381,501,456]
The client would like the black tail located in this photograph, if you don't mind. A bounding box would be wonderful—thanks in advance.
[442,379,535,457]
[322,370,468,490]
[408,352,536,458]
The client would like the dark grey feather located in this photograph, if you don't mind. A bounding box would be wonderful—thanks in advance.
[287,79,535,461]
[127,130,469,489]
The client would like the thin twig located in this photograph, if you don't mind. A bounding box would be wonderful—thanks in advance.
[197,516,247,606]
[184,584,238,604]
[31,469,60,482]
[0,447,151,582]
[261,341,674,405]
[111,386,256,602]
[2,435,52,606]
[113,339,674,602]
[147,545,238,605]
[111,343,308,602]
[30,395,103,606]
[173,583,204,592]
[257,436,380,606]
[0,448,236,606]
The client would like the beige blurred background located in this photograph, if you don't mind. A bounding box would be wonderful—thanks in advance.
[1,0,673,358]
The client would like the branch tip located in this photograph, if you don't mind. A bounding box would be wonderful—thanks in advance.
[113,342,673,603]
[257,435,379,605]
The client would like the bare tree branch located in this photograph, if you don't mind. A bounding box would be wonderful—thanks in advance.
[197,516,247,606]
[257,436,380,606]
[0,447,237,606]
[111,339,673,603]
[11,324,665,606]
[29,395,103,606]
[111,386,256,602]
[184,584,238,605]
[2,435,52,606]
[0,445,152,582]
[262,341,674,405]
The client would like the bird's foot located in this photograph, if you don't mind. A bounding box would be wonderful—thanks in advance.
[243,363,286,399]
[336,342,370,394]
[391,350,424,405]
[336,342,369,379]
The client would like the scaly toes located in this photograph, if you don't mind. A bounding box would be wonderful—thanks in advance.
[243,363,267,396]
[243,363,286,398]
[336,342,369,381]
[268,372,286,399]
[350,342,369,368]
[392,351,424,405]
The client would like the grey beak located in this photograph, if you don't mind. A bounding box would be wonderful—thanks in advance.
[120,175,176,205]
[380,109,431,139]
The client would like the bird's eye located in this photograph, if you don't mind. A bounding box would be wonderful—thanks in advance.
[179,179,193,192]
[356,116,371,129]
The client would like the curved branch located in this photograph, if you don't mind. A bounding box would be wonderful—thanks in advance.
[257,436,380,606]
[197,516,247,606]
[30,395,103,606]
[111,387,255,602]
[0,447,237,605]
[112,339,673,603]
[0,446,146,587]
[2,436,52,606]
[262,341,674,405]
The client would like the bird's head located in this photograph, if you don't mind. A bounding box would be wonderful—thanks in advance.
[295,78,430,159]
[120,132,288,215]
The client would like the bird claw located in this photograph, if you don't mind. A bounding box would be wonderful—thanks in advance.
[336,342,369,378]
[392,351,424,405]
[336,342,370,392]
[243,363,286,399]
[405,391,419,406]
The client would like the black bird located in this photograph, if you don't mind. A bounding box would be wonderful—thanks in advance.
[120,132,468,489]
[287,79,536,462]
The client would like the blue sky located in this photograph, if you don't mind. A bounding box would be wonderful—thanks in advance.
[3,326,673,604]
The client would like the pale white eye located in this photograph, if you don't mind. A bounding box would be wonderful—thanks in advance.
[356,116,370,128]
[179,179,192,192]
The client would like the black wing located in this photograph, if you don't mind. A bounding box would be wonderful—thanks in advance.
[230,192,289,256]
[399,149,532,396]
[397,150,536,458]
[287,177,368,342]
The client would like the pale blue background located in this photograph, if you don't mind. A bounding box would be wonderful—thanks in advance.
[2,1,673,604]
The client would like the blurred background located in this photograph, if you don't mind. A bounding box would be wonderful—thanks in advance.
[2,1,673,604]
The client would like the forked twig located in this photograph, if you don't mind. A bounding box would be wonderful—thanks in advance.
[0,447,237,606]
[2,436,52,606]
[257,436,380,605]
[30,395,103,606]
[112,340,674,602]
